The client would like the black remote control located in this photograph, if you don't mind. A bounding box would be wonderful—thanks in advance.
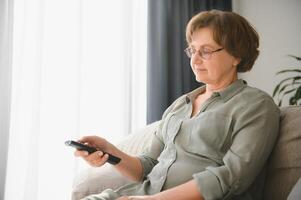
[65,140,121,165]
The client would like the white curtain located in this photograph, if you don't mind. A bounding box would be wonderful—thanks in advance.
[0,0,13,198]
[4,0,147,199]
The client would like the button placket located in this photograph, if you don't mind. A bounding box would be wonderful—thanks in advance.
[153,144,177,191]
[170,114,184,143]
[153,106,184,192]
[199,95,219,113]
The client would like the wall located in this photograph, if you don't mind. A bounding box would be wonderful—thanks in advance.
[232,0,301,105]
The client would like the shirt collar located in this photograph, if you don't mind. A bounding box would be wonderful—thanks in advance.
[186,85,206,104]
[217,79,247,102]
[185,79,247,104]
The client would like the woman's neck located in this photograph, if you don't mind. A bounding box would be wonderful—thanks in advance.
[204,75,238,96]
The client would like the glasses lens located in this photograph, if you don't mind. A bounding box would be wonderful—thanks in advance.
[185,47,196,58]
[184,48,192,58]
[200,49,211,59]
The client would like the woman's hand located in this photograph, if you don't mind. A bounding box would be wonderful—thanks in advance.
[74,136,144,182]
[74,135,116,167]
[117,195,157,200]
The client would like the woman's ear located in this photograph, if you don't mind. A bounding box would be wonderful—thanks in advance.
[233,57,241,66]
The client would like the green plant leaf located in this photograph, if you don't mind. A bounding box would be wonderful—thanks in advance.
[278,83,294,95]
[288,87,301,105]
[278,81,301,96]
[281,88,296,97]
[287,55,301,61]
[276,69,301,74]
[273,76,301,97]
[289,96,296,105]
[289,76,300,84]
[273,83,280,97]
[295,86,301,100]
[278,99,282,107]
[273,54,301,106]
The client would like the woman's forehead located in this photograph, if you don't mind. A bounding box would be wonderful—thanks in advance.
[190,28,219,47]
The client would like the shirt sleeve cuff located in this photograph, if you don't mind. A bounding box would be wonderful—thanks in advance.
[193,170,224,200]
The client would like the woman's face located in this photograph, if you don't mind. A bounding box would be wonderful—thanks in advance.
[189,28,240,85]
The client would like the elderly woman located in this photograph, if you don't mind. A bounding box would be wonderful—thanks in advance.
[75,10,280,200]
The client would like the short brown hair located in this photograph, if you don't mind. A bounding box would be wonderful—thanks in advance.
[186,10,259,72]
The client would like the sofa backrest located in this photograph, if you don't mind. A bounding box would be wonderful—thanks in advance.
[264,106,301,200]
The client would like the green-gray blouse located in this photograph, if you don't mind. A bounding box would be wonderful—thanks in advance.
[84,79,280,200]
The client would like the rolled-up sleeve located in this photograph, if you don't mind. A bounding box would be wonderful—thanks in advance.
[193,97,280,200]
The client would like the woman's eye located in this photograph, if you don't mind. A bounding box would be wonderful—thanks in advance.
[202,49,212,53]
[202,50,211,55]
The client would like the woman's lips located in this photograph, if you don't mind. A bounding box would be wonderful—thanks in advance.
[195,68,206,71]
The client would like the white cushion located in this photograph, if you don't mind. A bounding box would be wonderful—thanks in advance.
[71,121,159,200]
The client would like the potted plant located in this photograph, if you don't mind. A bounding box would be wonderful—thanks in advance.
[273,55,301,106]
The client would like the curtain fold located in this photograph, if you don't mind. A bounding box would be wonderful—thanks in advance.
[147,0,231,123]
[0,0,13,198]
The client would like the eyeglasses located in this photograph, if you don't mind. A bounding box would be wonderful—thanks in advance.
[184,46,224,60]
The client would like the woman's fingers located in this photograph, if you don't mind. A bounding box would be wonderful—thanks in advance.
[74,150,109,167]
[73,135,115,167]
[76,135,109,153]
[74,150,89,157]
[90,153,109,167]
[78,136,105,146]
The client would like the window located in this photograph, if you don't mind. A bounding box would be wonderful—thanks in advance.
[5,0,147,199]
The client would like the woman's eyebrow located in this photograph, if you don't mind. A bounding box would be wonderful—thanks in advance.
[190,44,215,49]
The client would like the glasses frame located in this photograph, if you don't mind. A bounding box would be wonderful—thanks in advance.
[184,46,224,60]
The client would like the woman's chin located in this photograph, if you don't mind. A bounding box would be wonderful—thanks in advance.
[195,74,208,83]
